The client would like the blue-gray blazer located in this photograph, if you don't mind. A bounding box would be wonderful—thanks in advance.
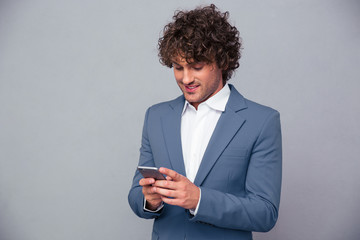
[128,85,282,240]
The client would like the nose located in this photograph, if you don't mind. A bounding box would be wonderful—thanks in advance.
[182,69,194,85]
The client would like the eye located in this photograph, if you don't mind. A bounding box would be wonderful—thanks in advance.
[193,66,203,71]
[192,64,204,71]
[172,63,183,71]
[175,66,183,71]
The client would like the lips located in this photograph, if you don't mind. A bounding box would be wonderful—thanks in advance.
[185,85,199,93]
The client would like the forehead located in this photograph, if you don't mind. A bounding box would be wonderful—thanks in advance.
[171,55,193,64]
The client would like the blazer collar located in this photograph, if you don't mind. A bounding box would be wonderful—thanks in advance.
[226,84,248,112]
[193,84,248,186]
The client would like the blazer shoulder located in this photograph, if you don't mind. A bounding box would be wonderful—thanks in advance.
[228,85,279,117]
[244,98,280,116]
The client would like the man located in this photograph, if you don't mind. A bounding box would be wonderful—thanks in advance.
[128,4,282,240]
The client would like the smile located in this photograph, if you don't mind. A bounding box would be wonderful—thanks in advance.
[185,85,199,92]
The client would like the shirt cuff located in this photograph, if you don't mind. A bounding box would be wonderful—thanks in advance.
[189,187,201,215]
[143,197,164,213]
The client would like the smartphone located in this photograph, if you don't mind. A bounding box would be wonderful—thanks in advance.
[137,166,166,180]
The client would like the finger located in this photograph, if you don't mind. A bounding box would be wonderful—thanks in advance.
[139,178,155,186]
[154,186,176,198]
[160,196,181,207]
[153,180,176,189]
[166,176,173,181]
[159,167,182,181]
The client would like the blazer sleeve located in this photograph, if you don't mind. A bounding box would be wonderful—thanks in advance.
[190,111,282,232]
[128,108,162,219]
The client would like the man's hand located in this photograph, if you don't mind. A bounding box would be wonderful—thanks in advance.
[153,167,200,210]
[139,178,162,211]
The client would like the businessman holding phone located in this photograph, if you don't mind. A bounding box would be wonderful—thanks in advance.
[128,4,282,240]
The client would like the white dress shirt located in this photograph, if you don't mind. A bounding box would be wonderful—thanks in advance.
[181,83,230,214]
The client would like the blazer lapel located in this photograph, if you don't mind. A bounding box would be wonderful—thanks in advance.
[194,85,247,186]
[161,96,187,176]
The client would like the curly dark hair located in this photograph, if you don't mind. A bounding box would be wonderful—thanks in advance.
[158,4,241,81]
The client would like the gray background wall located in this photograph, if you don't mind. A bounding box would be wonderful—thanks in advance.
[0,0,359,239]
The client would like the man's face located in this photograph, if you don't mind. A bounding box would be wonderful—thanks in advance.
[172,57,224,109]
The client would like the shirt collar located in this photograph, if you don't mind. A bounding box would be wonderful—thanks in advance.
[181,83,230,115]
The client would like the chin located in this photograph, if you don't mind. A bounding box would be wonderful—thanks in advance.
[185,96,198,103]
